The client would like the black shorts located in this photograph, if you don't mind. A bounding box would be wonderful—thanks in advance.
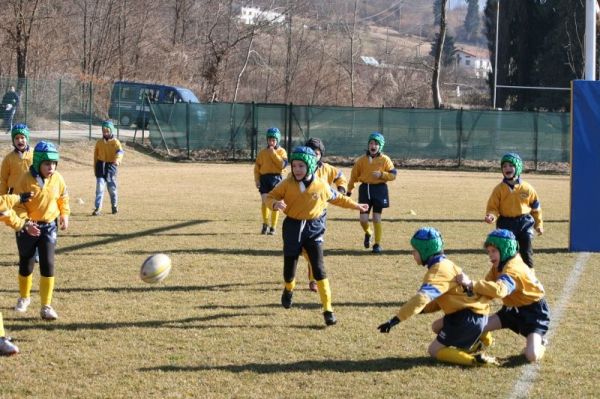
[282,215,326,257]
[437,308,488,350]
[259,174,283,194]
[358,183,389,211]
[497,298,550,337]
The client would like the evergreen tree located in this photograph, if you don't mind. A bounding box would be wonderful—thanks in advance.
[464,0,480,43]
[433,0,442,26]
[484,0,584,110]
[430,33,457,66]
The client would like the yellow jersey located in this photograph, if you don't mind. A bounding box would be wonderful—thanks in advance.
[347,153,396,193]
[254,146,288,184]
[486,179,543,229]
[0,148,33,194]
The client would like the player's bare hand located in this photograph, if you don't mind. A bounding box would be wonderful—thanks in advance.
[24,221,41,237]
[357,203,369,212]
[484,214,496,224]
[273,200,286,211]
[372,171,383,178]
[59,215,69,230]
[456,272,471,287]
[536,226,544,236]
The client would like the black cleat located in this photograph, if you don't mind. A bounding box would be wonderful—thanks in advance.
[323,311,337,326]
[364,233,371,248]
[267,227,276,235]
[260,224,268,234]
[372,244,382,254]
[281,289,293,309]
[92,209,101,216]
[111,206,118,214]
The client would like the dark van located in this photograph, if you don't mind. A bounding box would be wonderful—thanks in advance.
[108,81,201,127]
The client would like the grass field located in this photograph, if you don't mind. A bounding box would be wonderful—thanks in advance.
[0,141,597,398]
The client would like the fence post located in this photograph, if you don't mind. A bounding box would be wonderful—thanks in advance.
[457,107,463,167]
[24,79,28,124]
[58,79,62,145]
[251,101,256,159]
[533,110,539,171]
[88,81,93,140]
[379,105,384,134]
[287,102,293,153]
[186,101,190,159]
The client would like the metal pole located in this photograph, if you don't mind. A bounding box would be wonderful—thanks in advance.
[186,101,190,159]
[88,82,93,140]
[585,0,596,80]
[493,0,500,108]
[58,79,62,145]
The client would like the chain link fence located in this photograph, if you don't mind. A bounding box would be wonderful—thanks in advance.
[0,77,570,171]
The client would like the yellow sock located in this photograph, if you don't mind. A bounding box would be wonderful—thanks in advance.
[284,280,296,292]
[270,210,279,229]
[18,274,33,299]
[0,313,5,337]
[360,222,372,236]
[316,279,333,312]
[374,221,382,244]
[436,347,476,366]
[40,276,55,306]
[481,332,494,348]
[261,204,270,224]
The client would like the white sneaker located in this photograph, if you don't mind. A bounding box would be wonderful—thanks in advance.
[40,305,58,321]
[15,297,31,313]
[0,337,19,356]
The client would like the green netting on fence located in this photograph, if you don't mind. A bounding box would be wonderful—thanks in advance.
[146,102,569,164]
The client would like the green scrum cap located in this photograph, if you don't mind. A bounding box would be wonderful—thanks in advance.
[368,132,385,152]
[11,123,29,142]
[501,152,523,178]
[32,141,60,173]
[102,120,115,135]
[485,229,518,262]
[410,227,444,264]
[266,127,281,143]
[290,146,318,176]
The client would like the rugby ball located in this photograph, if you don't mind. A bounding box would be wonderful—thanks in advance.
[140,253,172,283]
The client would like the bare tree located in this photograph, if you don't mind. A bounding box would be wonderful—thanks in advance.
[0,0,43,83]
[431,0,447,109]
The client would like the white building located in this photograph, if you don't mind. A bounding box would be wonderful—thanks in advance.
[456,48,492,79]
[238,7,284,25]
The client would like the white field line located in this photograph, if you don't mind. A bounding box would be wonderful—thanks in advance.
[508,252,591,399]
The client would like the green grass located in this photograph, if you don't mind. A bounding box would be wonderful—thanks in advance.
[0,143,596,398]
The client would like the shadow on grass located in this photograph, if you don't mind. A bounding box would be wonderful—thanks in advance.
[139,356,434,373]
[328,217,569,224]
[55,219,210,255]
[195,300,405,311]
[0,281,281,295]
[6,312,274,332]
[499,354,531,368]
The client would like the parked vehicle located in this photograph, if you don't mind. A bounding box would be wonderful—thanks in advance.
[108,81,202,127]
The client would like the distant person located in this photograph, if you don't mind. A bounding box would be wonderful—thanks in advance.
[377,227,497,367]
[2,86,20,133]
[0,124,33,195]
[92,120,124,216]
[303,137,347,292]
[253,127,288,235]
[347,132,397,254]
[456,229,550,363]
[266,146,368,326]
[6,141,70,321]
[484,153,543,268]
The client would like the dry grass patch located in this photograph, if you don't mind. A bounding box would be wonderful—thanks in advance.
[0,142,596,398]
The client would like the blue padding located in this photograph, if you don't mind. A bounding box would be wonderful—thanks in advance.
[570,80,600,251]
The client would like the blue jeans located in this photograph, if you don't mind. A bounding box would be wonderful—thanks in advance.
[95,176,118,210]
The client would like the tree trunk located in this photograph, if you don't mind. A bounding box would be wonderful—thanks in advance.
[432,0,447,109]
